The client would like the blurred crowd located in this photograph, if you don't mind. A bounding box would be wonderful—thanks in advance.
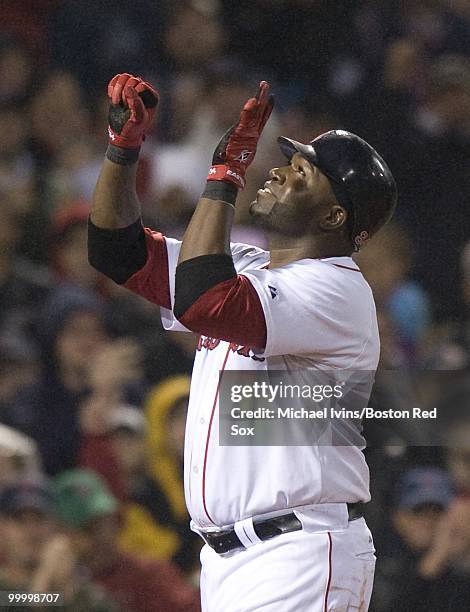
[1,0,470,610]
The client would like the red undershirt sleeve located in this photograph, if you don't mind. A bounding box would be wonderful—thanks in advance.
[123,228,171,309]
[178,276,266,348]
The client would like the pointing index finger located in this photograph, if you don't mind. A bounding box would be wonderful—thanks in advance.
[256,81,270,105]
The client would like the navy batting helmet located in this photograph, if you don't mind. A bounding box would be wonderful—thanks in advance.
[278,130,397,250]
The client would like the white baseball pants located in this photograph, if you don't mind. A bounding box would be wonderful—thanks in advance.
[200,517,375,611]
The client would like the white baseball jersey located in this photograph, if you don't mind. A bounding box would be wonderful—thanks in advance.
[159,238,380,529]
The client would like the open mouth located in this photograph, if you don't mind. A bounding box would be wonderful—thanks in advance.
[258,181,274,196]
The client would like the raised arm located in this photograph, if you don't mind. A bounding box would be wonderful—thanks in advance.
[91,160,140,229]
[88,74,173,303]
[177,81,273,262]
[173,82,273,347]
[90,73,159,229]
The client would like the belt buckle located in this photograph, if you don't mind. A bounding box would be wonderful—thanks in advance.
[202,528,245,555]
[199,528,221,547]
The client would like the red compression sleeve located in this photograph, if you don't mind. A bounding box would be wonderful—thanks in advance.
[177,275,266,348]
[123,228,171,309]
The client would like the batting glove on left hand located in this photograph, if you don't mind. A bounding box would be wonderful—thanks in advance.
[107,73,159,149]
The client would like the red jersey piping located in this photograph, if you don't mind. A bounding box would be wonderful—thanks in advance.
[332,263,361,272]
[202,345,231,524]
[323,531,333,611]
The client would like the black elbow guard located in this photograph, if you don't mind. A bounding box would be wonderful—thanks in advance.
[174,254,236,319]
[87,218,147,284]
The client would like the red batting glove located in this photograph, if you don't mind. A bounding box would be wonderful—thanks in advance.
[107,73,159,149]
[207,81,274,189]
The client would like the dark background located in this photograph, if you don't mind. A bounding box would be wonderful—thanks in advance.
[1,1,470,610]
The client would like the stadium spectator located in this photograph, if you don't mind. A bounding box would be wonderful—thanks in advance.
[4,285,144,475]
[0,336,40,414]
[0,477,116,611]
[48,0,167,94]
[0,36,35,106]
[357,223,431,363]
[54,469,200,612]
[117,376,201,574]
[377,52,470,320]
[81,378,201,573]
[0,425,41,487]
[0,206,51,347]
[430,240,470,368]
[47,200,102,292]
[371,466,470,611]
[3,286,107,474]
[417,419,470,581]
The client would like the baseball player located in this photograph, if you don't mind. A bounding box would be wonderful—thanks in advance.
[88,74,397,611]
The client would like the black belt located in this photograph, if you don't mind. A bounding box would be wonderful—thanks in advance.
[202,503,364,555]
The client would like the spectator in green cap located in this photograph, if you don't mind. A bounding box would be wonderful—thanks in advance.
[54,468,118,529]
[54,469,200,612]
[0,476,117,611]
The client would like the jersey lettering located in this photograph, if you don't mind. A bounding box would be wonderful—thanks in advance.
[197,336,265,362]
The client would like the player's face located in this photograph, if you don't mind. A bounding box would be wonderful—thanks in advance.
[250,153,341,236]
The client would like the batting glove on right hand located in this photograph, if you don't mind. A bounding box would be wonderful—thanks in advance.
[207,80,274,189]
[107,73,159,150]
